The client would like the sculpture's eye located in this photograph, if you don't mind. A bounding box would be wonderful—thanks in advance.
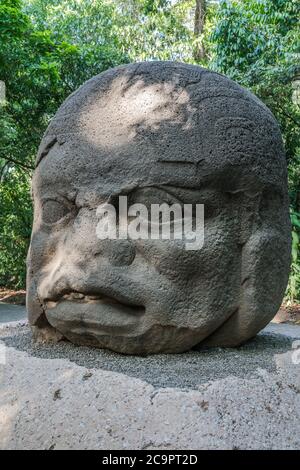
[41,199,73,225]
[128,187,181,207]
[127,187,220,220]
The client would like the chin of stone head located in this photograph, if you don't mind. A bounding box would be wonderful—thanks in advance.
[26,61,291,355]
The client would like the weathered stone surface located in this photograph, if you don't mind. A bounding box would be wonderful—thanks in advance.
[27,61,291,354]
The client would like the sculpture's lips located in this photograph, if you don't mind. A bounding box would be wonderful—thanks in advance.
[45,291,144,312]
[44,292,146,333]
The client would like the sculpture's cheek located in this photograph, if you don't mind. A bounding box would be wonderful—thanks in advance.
[134,215,239,279]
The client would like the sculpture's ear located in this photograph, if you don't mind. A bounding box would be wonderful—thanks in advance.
[202,190,291,347]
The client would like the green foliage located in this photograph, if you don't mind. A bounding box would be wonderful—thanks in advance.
[24,0,195,62]
[109,0,194,61]
[0,167,32,287]
[287,210,300,303]
[23,0,128,79]
[0,0,128,287]
[210,0,300,301]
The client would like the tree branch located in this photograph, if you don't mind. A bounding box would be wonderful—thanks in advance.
[194,0,207,61]
[1,156,34,171]
[278,107,300,127]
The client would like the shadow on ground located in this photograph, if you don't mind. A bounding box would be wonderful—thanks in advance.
[1,325,295,389]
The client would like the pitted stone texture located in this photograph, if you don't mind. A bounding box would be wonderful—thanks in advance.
[27,61,291,354]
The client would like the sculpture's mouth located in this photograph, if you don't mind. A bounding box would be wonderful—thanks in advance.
[46,292,143,311]
[44,291,146,334]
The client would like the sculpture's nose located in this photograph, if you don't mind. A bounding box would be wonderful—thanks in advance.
[107,240,136,267]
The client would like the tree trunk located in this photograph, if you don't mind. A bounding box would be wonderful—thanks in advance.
[194,0,206,61]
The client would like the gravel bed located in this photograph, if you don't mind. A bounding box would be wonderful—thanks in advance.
[0,324,295,389]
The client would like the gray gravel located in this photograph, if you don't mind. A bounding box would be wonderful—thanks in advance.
[0,323,297,389]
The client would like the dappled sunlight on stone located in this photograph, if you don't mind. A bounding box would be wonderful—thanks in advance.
[78,76,192,149]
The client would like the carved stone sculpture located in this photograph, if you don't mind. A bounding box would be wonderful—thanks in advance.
[27,62,291,354]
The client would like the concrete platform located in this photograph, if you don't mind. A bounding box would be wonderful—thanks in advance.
[0,322,299,450]
[0,302,27,325]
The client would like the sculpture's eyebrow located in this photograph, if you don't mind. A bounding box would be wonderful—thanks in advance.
[35,136,58,167]
[158,159,201,165]
[147,158,206,187]
[125,184,216,200]
[156,185,221,203]
[36,133,67,168]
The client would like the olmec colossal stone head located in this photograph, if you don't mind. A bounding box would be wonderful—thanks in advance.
[27,61,291,354]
